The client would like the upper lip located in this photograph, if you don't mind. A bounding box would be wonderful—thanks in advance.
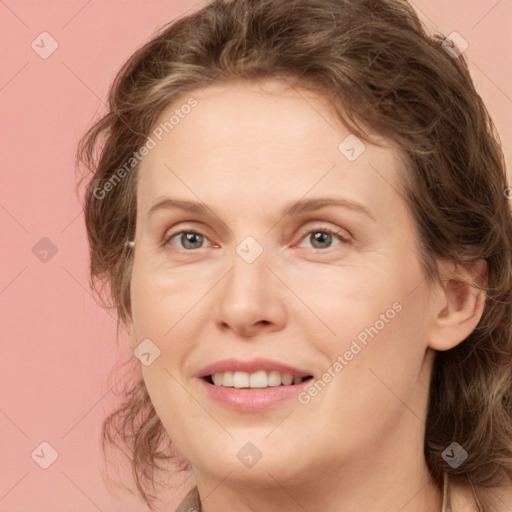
[197,358,313,379]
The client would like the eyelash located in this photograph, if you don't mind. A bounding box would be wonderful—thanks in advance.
[162,225,350,252]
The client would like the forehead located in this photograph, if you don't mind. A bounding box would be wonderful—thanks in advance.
[154,79,346,159]
[136,79,404,219]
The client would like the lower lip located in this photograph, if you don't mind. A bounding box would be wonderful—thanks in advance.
[198,377,313,412]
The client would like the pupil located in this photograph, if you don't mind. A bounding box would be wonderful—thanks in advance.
[311,232,331,249]
[183,232,203,249]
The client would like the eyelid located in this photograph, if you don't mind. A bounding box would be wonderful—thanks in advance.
[161,219,210,241]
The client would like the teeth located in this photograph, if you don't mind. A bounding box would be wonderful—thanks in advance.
[268,370,282,387]
[210,370,307,388]
[281,373,293,386]
[249,370,267,388]
[233,371,249,388]
[222,371,233,387]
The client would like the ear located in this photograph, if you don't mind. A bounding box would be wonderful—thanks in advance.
[428,259,488,351]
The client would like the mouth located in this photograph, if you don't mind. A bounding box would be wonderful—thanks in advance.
[203,370,314,388]
[196,358,315,411]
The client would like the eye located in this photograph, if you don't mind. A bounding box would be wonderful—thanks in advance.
[164,230,213,250]
[297,227,350,250]
[163,226,350,252]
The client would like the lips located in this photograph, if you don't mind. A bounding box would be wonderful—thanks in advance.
[196,357,314,410]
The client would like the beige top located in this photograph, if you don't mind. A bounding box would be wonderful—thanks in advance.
[174,472,486,512]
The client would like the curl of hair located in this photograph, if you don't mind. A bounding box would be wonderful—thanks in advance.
[76,0,512,509]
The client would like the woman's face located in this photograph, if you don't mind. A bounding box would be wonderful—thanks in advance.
[128,79,440,492]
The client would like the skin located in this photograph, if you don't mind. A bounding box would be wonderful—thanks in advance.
[126,79,487,512]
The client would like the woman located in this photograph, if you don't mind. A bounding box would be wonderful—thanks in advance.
[77,1,512,510]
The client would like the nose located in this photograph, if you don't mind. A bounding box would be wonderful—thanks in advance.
[213,249,287,338]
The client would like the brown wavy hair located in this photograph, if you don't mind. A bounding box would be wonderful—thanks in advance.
[76,0,512,509]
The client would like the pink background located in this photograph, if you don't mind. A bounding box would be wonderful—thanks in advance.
[1,1,511,511]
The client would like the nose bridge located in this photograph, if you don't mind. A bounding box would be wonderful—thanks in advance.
[213,237,287,335]
[225,241,270,309]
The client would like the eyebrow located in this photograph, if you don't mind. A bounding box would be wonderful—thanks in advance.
[146,197,376,221]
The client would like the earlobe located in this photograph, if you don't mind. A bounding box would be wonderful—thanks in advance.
[428,259,487,352]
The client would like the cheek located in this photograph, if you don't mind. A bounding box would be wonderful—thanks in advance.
[130,265,202,440]
[140,364,209,466]
[284,260,406,339]
[287,254,431,381]
[335,284,430,414]
[129,254,208,338]
[294,275,431,452]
